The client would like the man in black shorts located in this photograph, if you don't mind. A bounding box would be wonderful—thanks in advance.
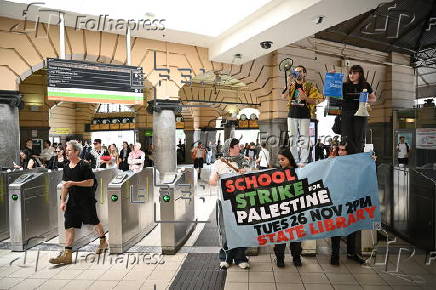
[49,140,107,264]
[192,142,206,180]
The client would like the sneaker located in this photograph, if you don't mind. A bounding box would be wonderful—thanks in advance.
[330,255,340,266]
[96,237,108,254]
[276,257,285,268]
[238,262,250,269]
[293,257,302,267]
[219,261,230,269]
[49,249,72,264]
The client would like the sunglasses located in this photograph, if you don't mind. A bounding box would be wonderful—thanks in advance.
[55,151,61,152]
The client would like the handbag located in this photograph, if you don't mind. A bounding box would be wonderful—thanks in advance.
[332,115,341,134]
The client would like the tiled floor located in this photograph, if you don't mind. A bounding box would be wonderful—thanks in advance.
[224,252,436,290]
[1,165,436,289]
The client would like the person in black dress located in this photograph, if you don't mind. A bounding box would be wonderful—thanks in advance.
[118,141,131,171]
[340,65,376,153]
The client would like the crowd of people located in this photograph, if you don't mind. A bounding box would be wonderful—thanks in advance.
[208,64,378,270]
[15,138,154,172]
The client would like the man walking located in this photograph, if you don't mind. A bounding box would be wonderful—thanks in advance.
[49,140,107,264]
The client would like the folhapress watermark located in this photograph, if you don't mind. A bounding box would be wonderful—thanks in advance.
[9,2,165,37]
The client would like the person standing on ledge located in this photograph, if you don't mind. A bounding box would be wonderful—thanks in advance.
[282,65,324,166]
[49,140,107,265]
[339,65,376,153]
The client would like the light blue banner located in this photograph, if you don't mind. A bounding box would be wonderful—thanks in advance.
[219,153,380,249]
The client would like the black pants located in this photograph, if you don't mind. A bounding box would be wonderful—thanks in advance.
[219,243,248,264]
[274,242,302,259]
[331,231,358,257]
[341,110,368,154]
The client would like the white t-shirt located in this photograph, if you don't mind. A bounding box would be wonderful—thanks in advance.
[397,143,408,158]
[258,148,270,168]
[212,159,239,176]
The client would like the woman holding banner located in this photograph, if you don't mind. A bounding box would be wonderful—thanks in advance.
[210,138,251,270]
[273,148,303,267]
[330,141,366,265]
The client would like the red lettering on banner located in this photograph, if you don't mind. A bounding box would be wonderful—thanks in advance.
[258,174,272,186]
[276,231,289,243]
[244,175,258,190]
[284,169,296,181]
[365,206,377,218]
[257,235,267,245]
[348,213,356,225]
[235,178,245,191]
[225,180,235,193]
[356,209,365,221]
[309,223,319,235]
[335,216,347,228]
[271,171,285,184]
[324,219,336,231]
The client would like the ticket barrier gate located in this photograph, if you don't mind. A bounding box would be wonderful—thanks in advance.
[159,166,196,254]
[107,168,155,253]
[0,168,48,241]
[57,168,117,249]
[9,169,62,251]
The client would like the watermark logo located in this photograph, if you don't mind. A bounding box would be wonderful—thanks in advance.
[9,2,166,38]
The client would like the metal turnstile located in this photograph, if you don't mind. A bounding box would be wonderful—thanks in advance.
[57,168,117,249]
[159,166,196,254]
[9,169,62,251]
[107,168,155,253]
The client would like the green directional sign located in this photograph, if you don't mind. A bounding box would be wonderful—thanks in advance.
[162,195,171,202]
[11,194,18,201]
[111,194,119,202]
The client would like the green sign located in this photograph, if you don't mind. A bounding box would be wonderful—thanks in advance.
[11,194,18,201]
[111,194,119,202]
[145,129,153,136]
[162,195,171,202]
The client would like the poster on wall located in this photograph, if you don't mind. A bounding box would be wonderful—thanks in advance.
[217,153,380,249]
[416,128,436,150]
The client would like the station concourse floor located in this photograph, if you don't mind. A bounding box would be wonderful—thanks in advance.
[1,164,436,290]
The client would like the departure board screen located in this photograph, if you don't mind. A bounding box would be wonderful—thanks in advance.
[47,58,144,105]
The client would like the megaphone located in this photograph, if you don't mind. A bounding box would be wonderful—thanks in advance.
[354,89,370,117]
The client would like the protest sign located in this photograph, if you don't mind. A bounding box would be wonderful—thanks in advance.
[323,72,344,99]
[218,153,380,249]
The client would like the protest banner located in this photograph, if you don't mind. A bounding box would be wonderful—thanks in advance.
[218,153,380,249]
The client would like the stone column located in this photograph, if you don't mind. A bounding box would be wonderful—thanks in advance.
[184,130,194,164]
[0,91,21,168]
[151,100,180,176]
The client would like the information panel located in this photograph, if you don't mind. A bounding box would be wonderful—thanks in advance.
[47,58,144,105]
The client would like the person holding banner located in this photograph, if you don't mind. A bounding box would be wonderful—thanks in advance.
[210,138,251,270]
[282,65,324,166]
[273,147,303,267]
[330,141,366,265]
[340,65,376,153]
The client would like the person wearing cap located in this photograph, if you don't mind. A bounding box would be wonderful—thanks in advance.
[209,138,250,270]
[90,139,109,168]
